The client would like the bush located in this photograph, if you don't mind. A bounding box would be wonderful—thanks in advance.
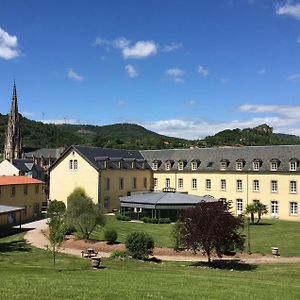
[116,214,131,221]
[125,231,154,260]
[65,225,76,235]
[104,228,118,244]
[141,217,171,224]
[110,250,128,260]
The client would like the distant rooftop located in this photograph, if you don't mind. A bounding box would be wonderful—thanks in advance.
[0,176,44,186]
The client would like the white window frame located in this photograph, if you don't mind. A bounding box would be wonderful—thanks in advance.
[165,178,170,188]
[271,180,278,193]
[236,162,243,171]
[236,199,243,215]
[192,178,197,190]
[191,161,197,171]
[165,162,171,171]
[153,178,158,188]
[290,181,297,194]
[290,161,297,171]
[153,162,158,171]
[253,180,260,192]
[178,178,184,189]
[220,162,227,171]
[205,179,211,190]
[253,161,260,171]
[178,161,184,171]
[69,159,73,170]
[290,202,298,216]
[236,179,243,192]
[270,161,278,171]
[220,179,226,191]
[271,200,278,216]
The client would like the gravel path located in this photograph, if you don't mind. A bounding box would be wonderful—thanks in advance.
[24,219,300,264]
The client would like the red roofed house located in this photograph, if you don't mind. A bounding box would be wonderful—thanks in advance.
[0,176,44,227]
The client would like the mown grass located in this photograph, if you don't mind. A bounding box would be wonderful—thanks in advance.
[92,216,300,256]
[0,233,300,300]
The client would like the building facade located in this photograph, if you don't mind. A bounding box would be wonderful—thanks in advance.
[0,176,43,226]
[141,145,300,221]
[49,145,153,211]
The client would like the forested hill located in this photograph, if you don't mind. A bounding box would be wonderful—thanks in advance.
[0,114,189,150]
[198,124,300,147]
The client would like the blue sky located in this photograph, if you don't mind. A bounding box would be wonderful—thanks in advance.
[1,0,300,139]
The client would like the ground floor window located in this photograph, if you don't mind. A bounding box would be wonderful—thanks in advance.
[104,197,110,209]
[205,179,211,190]
[8,212,16,224]
[271,200,278,216]
[154,178,158,188]
[192,178,197,190]
[165,178,170,188]
[236,199,243,215]
[178,178,183,189]
[33,203,39,217]
[290,202,298,216]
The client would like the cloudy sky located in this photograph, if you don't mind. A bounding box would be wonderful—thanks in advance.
[1,0,300,139]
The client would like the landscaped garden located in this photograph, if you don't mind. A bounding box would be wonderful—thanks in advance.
[91,215,300,256]
[0,233,300,299]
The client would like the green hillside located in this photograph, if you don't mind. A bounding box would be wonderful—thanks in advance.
[0,114,190,150]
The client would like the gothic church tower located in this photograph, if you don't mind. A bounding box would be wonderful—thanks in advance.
[4,82,22,160]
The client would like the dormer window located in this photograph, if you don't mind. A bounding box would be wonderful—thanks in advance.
[270,161,278,171]
[236,161,243,171]
[118,161,123,169]
[178,161,184,171]
[253,162,259,171]
[289,159,298,171]
[153,162,158,170]
[165,162,171,171]
[104,161,107,168]
[131,161,135,169]
[191,161,197,171]
[220,159,229,171]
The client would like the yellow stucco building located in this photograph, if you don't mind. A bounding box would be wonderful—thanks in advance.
[141,145,300,221]
[0,176,44,227]
[49,145,153,210]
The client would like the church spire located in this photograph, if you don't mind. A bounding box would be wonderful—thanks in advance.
[4,81,22,161]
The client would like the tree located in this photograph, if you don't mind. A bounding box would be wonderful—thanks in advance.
[245,202,268,224]
[172,220,183,252]
[180,201,245,263]
[66,188,105,240]
[46,200,66,268]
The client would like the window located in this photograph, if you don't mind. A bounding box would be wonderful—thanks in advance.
[11,185,16,197]
[153,178,158,188]
[143,177,147,188]
[253,180,260,192]
[35,184,39,194]
[165,162,171,171]
[33,203,39,216]
[132,177,137,189]
[23,185,28,195]
[220,179,226,191]
[290,161,297,171]
[290,181,297,193]
[131,161,135,169]
[220,162,227,171]
[192,178,197,190]
[236,180,243,191]
[253,162,260,171]
[119,177,124,190]
[236,199,243,215]
[105,178,110,191]
[104,197,110,209]
[271,180,278,193]
[178,161,184,170]
[271,200,278,216]
[290,202,298,216]
[153,162,158,170]
[205,179,211,190]
[270,161,278,171]
[178,178,183,189]
[236,162,243,171]
[191,161,197,171]
[165,178,170,188]
[69,159,78,170]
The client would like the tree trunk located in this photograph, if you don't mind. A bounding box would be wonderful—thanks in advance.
[256,213,261,224]
[251,213,254,224]
[53,247,56,268]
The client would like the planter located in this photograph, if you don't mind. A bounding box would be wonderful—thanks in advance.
[271,247,279,256]
[91,256,101,268]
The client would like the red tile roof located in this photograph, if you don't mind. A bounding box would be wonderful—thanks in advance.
[0,176,44,186]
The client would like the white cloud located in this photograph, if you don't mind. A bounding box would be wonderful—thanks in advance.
[125,65,138,78]
[113,37,130,49]
[94,37,109,46]
[165,68,185,83]
[161,43,183,52]
[288,73,300,83]
[122,41,157,59]
[117,100,126,107]
[41,119,79,125]
[188,100,197,107]
[20,111,35,117]
[0,27,20,60]
[198,65,209,77]
[276,2,300,20]
[68,69,83,81]
[257,69,266,75]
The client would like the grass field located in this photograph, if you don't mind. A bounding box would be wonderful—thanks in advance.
[0,233,300,300]
[91,216,300,256]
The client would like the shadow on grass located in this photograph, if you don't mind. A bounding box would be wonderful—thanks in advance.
[0,227,31,238]
[249,223,272,226]
[190,259,257,271]
[0,239,31,253]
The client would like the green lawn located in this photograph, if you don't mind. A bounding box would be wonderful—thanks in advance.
[92,216,300,256]
[0,233,300,300]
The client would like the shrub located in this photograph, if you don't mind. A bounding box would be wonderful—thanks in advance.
[110,250,128,260]
[141,217,171,224]
[116,214,131,221]
[125,231,154,260]
[104,228,118,244]
[65,225,76,235]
